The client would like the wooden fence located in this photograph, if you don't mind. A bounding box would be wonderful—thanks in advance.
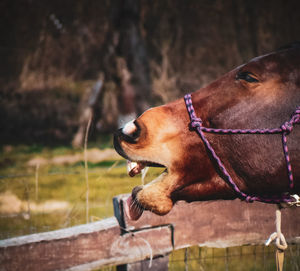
[0,194,300,271]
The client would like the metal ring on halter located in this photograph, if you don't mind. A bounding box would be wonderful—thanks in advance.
[287,194,300,207]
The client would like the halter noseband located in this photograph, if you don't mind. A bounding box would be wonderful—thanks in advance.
[184,93,300,204]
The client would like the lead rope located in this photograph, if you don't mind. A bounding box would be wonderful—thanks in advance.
[265,207,287,271]
[265,195,300,271]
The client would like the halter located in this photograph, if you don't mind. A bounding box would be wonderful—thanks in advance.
[184,93,300,204]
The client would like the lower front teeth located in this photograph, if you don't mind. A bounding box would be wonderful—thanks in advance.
[127,160,137,174]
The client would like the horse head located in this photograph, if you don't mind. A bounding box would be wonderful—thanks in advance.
[114,43,300,220]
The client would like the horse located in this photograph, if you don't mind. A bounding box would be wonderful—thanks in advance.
[114,43,300,220]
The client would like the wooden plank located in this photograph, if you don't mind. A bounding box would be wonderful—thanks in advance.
[0,217,173,271]
[0,217,118,248]
[114,195,300,249]
[0,217,120,271]
[66,226,172,271]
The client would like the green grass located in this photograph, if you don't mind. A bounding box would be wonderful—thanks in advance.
[0,142,163,239]
[168,245,300,271]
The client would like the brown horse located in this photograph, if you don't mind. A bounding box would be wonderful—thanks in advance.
[114,43,300,220]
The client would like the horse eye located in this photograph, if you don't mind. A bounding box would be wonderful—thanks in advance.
[236,71,259,83]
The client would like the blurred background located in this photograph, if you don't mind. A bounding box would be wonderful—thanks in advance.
[1,0,300,145]
[1,1,300,269]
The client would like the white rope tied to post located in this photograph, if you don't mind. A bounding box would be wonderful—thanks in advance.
[265,208,288,250]
[265,207,287,271]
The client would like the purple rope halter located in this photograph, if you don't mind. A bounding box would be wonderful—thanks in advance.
[184,93,300,204]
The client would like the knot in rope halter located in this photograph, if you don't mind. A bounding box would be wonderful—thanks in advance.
[280,121,293,134]
[245,195,254,203]
[189,118,202,129]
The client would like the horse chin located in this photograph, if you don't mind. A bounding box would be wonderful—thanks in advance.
[124,195,144,221]
[125,170,175,220]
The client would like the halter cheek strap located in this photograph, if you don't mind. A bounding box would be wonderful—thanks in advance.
[184,93,300,204]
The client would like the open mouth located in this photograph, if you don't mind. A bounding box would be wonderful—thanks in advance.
[114,133,166,175]
[114,133,168,220]
[125,160,167,220]
[127,160,165,177]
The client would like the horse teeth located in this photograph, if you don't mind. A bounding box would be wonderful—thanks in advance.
[127,160,137,174]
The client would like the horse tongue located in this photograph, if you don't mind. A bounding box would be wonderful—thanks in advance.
[124,196,143,221]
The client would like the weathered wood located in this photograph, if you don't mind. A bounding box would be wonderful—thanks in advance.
[113,195,300,249]
[0,217,172,271]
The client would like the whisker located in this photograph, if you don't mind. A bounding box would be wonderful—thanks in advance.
[130,199,136,209]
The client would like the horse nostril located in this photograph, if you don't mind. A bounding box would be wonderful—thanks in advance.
[121,120,141,143]
[122,120,137,136]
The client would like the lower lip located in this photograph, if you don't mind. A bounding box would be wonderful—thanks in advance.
[124,195,143,221]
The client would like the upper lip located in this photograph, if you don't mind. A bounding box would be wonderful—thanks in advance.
[113,132,131,160]
[140,161,165,168]
[113,133,166,168]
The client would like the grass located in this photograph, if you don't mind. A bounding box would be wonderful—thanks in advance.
[0,139,163,239]
[168,245,300,271]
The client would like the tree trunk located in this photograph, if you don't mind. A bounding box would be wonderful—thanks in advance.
[72,74,104,148]
[112,0,153,126]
